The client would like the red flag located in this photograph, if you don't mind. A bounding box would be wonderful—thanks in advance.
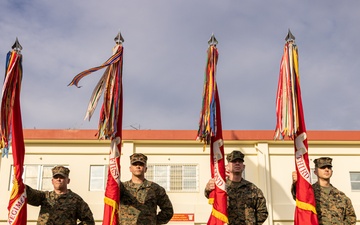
[69,33,124,225]
[293,75,318,225]
[1,40,27,224]
[197,35,228,225]
[207,89,228,225]
[102,80,122,225]
[274,30,318,225]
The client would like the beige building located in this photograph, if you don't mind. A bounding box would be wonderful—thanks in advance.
[0,129,359,225]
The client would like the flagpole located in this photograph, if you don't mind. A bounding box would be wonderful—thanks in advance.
[1,38,28,224]
[197,34,228,225]
[274,30,318,225]
[102,32,123,225]
[69,32,124,225]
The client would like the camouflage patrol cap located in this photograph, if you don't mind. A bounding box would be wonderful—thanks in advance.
[52,165,70,178]
[314,157,332,168]
[130,153,148,164]
[226,150,245,162]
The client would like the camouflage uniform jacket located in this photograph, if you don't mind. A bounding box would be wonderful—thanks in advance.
[205,179,268,225]
[292,182,356,224]
[313,182,357,224]
[119,179,174,225]
[26,185,95,225]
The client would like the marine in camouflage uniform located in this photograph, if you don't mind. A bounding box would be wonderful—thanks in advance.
[119,153,173,225]
[205,150,268,225]
[26,166,94,225]
[291,157,356,225]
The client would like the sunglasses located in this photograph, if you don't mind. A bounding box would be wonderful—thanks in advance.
[319,166,332,170]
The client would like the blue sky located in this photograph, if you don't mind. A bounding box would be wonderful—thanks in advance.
[1,1,360,131]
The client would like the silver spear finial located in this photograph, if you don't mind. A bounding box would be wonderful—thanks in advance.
[114,31,124,44]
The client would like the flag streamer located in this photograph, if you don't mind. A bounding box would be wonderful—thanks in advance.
[274,30,318,225]
[274,39,299,140]
[68,44,123,140]
[197,35,228,225]
[1,38,28,224]
[197,42,217,145]
[69,33,124,225]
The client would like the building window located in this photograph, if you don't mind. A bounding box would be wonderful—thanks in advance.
[9,165,57,191]
[89,165,108,191]
[146,164,199,192]
[350,172,360,191]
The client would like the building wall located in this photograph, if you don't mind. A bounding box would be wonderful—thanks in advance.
[0,130,359,224]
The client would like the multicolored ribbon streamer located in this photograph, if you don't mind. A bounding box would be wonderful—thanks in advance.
[274,32,299,140]
[197,40,218,145]
[69,44,123,140]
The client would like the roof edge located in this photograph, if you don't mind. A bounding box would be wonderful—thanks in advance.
[22,129,360,141]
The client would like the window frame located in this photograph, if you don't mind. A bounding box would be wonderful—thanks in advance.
[349,171,360,191]
[89,165,108,191]
[8,164,58,191]
[146,163,199,193]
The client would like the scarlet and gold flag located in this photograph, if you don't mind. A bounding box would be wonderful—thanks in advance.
[69,33,124,225]
[274,30,318,225]
[102,84,122,225]
[1,39,27,224]
[197,34,228,225]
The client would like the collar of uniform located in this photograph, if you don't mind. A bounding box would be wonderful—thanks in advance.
[129,179,152,188]
[312,182,334,193]
[226,178,250,187]
[50,189,73,199]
